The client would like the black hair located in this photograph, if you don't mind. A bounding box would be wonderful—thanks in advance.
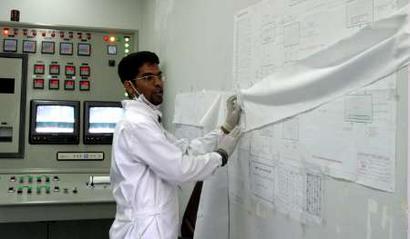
[117,51,160,84]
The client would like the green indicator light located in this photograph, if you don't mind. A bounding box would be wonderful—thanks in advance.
[125,49,129,53]
[124,43,129,48]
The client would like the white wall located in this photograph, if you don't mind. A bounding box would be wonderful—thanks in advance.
[138,0,260,129]
[0,0,141,30]
[138,1,408,239]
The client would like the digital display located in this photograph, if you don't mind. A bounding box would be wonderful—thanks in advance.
[65,65,75,76]
[23,40,36,53]
[41,41,55,54]
[88,107,123,133]
[49,64,60,75]
[80,66,90,77]
[77,43,91,56]
[60,42,73,55]
[107,45,117,55]
[3,39,17,52]
[35,105,75,133]
[34,64,45,75]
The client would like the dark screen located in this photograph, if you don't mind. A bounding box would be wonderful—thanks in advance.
[0,78,15,94]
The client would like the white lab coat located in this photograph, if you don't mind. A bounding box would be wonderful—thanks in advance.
[109,99,224,239]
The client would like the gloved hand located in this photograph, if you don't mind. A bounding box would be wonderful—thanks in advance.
[221,95,241,134]
[215,126,242,166]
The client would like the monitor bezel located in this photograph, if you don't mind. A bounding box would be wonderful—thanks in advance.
[29,100,80,144]
[83,101,122,145]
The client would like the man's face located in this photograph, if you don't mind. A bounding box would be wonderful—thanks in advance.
[134,63,164,105]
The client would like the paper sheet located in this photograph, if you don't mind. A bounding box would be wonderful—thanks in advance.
[235,4,409,131]
[173,91,233,239]
[232,0,401,192]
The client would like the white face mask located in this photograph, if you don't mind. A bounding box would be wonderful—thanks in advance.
[129,81,162,113]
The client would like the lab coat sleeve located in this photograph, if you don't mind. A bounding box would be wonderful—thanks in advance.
[189,129,222,154]
[123,121,223,184]
[166,129,223,155]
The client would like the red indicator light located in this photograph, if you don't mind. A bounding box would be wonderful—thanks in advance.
[3,28,9,35]
[64,80,75,90]
[34,64,45,74]
[51,32,55,37]
[41,32,46,37]
[32,30,37,36]
[86,33,91,40]
[79,80,90,91]
[65,65,76,76]
[60,31,64,38]
[49,79,60,90]
[80,66,90,77]
[33,79,45,89]
[49,64,60,75]
[103,35,109,41]
[68,32,73,38]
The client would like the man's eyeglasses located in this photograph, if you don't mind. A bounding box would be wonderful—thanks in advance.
[135,74,166,82]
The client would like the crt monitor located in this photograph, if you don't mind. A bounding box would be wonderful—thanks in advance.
[29,100,80,144]
[83,101,123,144]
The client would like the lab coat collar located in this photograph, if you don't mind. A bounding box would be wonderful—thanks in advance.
[122,99,163,123]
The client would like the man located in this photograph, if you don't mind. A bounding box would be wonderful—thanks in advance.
[110,51,241,239]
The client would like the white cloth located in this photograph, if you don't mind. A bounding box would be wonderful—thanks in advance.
[240,8,410,131]
[109,99,224,239]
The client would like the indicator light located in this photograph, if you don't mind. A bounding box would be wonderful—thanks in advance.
[124,43,129,48]
[103,35,109,42]
[3,28,9,35]
[124,36,130,42]
[109,36,116,42]
[125,49,129,53]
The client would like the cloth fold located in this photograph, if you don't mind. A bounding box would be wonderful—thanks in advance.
[240,7,410,131]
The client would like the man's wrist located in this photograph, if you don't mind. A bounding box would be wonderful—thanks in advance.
[215,148,228,166]
[220,126,230,134]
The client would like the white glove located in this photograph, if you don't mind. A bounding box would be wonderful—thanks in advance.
[215,126,242,166]
[221,95,241,133]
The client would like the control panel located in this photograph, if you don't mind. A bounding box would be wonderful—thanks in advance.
[1,26,132,93]
[1,174,112,206]
[0,22,136,222]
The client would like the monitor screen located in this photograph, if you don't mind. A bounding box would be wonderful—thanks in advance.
[83,101,122,144]
[88,106,123,133]
[35,105,75,133]
[30,100,80,144]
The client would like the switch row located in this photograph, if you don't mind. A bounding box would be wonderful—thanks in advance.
[9,175,60,183]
